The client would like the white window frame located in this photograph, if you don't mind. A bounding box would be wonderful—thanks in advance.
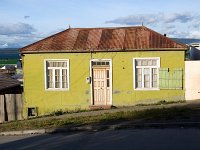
[44,59,70,91]
[133,57,160,90]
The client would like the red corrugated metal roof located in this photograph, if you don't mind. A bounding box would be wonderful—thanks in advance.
[20,26,188,53]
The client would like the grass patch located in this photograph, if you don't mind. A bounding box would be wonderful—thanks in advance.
[0,107,198,132]
[0,59,18,66]
[136,100,186,106]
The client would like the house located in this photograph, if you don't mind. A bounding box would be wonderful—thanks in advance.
[0,76,23,122]
[188,43,200,60]
[20,26,188,117]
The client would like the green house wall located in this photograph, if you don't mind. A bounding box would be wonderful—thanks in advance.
[23,51,185,116]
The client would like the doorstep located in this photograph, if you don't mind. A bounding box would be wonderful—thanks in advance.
[89,105,112,110]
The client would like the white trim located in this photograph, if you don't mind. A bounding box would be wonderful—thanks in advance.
[90,59,112,106]
[133,57,160,91]
[44,59,70,91]
[44,59,47,90]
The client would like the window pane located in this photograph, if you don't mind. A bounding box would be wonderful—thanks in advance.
[92,61,96,66]
[62,62,67,67]
[136,75,142,82]
[55,69,60,88]
[152,60,157,66]
[152,68,157,74]
[136,82,142,88]
[47,69,53,88]
[106,70,109,78]
[62,69,68,88]
[152,68,157,88]
[136,60,142,66]
[144,74,150,88]
[147,60,152,66]
[142,60,147,66]
[152,81,157,88]
[46,61,50,67]
[107,79,110,87]
[47,62,53,67]
[136,68,142,88]
[136,68,142,74]
[53,62,56,67]
[144,82,150,88]
[144,74,150,81]
[152,74,157,81]
[144,68,150,74]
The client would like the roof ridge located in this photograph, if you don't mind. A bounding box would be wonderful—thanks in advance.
[73,26,144,30]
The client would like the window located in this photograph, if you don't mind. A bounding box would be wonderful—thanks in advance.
[134,58,160,90]
[45,60,69,90]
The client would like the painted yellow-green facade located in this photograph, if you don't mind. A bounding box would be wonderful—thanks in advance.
[23,51,185,116]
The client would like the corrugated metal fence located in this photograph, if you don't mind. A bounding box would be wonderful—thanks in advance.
[0,94,22,123]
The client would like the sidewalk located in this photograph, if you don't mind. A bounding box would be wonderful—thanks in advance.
[1,100,200,136]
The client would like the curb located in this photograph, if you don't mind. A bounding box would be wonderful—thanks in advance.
[0,129,46,136]
[1,122,200,136]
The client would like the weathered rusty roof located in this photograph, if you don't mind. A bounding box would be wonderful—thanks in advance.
[0,76,21,90]
[20,26,188,53]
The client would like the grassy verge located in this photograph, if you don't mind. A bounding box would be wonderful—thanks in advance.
[0,59,18,66]
[0,107,198,132]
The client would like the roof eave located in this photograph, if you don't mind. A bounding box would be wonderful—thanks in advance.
[20,47,188,54]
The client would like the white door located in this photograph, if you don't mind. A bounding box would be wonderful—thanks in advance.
[91,61,111,105]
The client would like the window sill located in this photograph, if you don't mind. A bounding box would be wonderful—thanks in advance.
[134,88,160,91]
[45,88,69,91]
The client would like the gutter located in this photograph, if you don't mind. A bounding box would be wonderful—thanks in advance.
[20,48,189,54]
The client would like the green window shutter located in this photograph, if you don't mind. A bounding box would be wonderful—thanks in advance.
[159,68,183,90]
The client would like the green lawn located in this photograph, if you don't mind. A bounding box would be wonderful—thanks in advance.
[0,59,18,67]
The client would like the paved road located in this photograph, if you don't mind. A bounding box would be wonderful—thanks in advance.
[0,128,200,150]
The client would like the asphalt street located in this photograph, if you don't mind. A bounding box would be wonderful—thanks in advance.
[0,128,200,150]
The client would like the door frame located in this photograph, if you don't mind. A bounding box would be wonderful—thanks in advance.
[90,59,112,106]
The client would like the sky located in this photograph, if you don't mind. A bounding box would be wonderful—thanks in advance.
[1,0,200,48]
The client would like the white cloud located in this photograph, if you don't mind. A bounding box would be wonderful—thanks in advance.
[0,34,40,48]
[0,22,36,35]
[105,14,158,25]
[0,22,63,47]
[106,12,200,38]
[0,23,40,47]
[188,31,200,38]
[106,12,197,26]
[0,22,66,48]
[163,13,194,23]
